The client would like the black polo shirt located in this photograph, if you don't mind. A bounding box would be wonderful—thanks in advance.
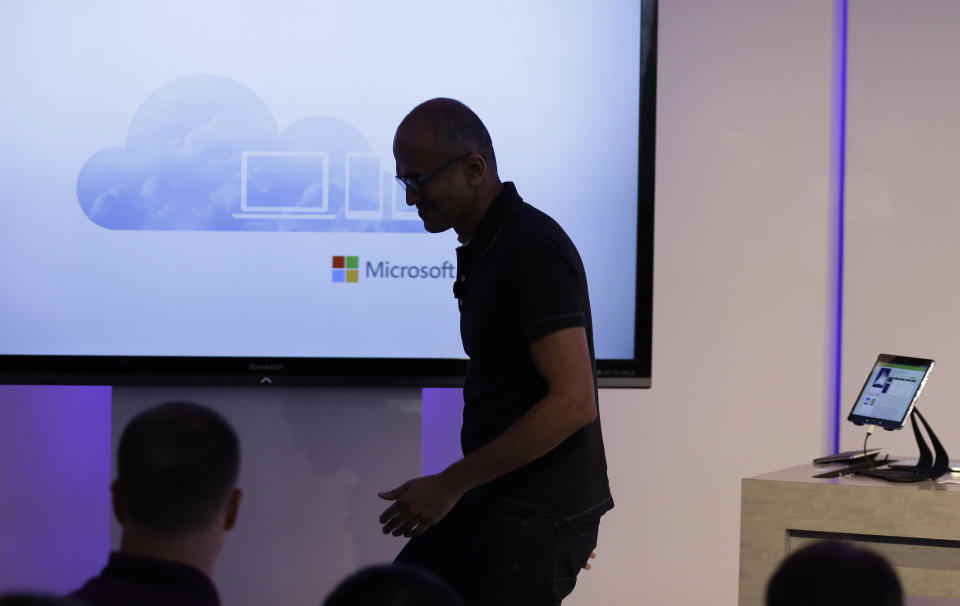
[455,182,613,520]
[68,552,220,606]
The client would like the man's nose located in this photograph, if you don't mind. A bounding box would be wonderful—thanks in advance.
[405,187,419,207]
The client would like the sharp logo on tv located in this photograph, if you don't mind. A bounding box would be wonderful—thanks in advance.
[332,255,456,283]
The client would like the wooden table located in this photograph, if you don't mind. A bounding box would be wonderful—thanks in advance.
[739,461,960,605]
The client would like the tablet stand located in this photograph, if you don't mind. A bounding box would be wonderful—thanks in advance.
[856,408,949,482]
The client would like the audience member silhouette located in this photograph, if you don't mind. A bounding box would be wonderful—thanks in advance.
[0,594,84,606]
[323,564,465,606]
[766,540,903,606]
[68,402,242,606]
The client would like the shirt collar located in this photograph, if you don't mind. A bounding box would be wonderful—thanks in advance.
[459,181,522,257]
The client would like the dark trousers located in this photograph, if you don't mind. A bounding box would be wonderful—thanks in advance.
[394,493,599,606]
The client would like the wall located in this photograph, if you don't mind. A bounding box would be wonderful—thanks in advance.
[839,1,960,459]
[569,2,835,603]
[0,386,111,594]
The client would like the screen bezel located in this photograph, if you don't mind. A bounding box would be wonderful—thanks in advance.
[846,354,934,430]
[0,0,656,389]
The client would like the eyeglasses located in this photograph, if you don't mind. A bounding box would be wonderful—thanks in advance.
[395,153,471,194]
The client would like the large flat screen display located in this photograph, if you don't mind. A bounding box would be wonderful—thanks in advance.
[0,0,655,386]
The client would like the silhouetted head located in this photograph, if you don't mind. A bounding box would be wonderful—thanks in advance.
[393,98,500,237]
[766,541,903,606]
[114,401,240,538]
[396,98,497,171]
[323,564,464,606]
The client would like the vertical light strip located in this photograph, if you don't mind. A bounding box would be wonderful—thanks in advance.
[828,0,849,454]
[0,385,112,591]
[420,387,464,475]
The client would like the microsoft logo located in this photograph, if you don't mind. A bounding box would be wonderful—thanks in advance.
[331,254,455,283]
[332,255,359,283]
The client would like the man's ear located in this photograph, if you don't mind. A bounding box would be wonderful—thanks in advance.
[464,154,486,186]
[224,488,242,531]
[111,479,125,524]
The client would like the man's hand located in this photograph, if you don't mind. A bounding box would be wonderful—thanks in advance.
[583,551,596,570]
[378,473,465,538]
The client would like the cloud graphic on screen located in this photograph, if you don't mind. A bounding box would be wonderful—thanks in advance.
[77,74,419,232]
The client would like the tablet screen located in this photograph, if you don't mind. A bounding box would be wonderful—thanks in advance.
[848,355,933,429]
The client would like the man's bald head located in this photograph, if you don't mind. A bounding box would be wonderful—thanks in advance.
[395,98,497,173]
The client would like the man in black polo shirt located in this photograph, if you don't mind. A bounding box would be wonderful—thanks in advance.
[379,98,613,605]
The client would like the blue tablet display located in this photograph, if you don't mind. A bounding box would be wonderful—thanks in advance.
[848,355,934,429]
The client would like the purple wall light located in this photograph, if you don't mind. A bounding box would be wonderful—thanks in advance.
[0,385,112,595]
